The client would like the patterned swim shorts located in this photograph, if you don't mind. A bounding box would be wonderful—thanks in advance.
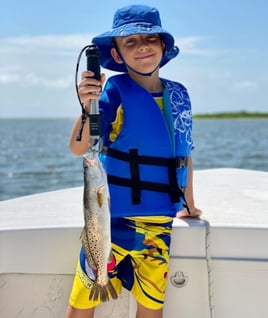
[68,216,173,310]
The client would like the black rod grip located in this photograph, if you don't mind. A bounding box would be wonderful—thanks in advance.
[85,45,101,81]
[85,45,101,140]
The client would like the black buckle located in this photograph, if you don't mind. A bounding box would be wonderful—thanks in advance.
[176,157,188,168]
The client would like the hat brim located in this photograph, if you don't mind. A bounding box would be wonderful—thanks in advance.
[92,22,179,72]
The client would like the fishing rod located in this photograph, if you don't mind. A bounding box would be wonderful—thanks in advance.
[75,44,102,152]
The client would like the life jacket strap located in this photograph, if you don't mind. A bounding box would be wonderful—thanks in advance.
[107,175,186,200]
[103,147,188,168]
[103,147,188,206]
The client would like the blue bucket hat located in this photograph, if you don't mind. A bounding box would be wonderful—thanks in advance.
[92,5,179,73]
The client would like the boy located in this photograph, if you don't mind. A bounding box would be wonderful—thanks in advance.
[66,5,201,318]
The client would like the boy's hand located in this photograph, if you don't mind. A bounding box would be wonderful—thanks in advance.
[78,71,105,112]
[176,206,202,218]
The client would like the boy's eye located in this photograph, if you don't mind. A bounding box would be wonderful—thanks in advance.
[123,34,161,47]
[125,39,135,46]
[147,35,160,41]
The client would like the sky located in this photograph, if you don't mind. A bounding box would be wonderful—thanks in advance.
[0,0,267,118]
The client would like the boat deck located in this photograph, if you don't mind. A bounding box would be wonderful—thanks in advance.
[1,168,268,318]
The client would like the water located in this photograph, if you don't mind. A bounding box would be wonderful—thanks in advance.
[0,118,267,201]
[191,118,268,171]
[0,119,82,201]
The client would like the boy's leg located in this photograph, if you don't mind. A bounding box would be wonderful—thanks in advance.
[126,217,173,318]
[136,303,163,318]
[65,304,95,318]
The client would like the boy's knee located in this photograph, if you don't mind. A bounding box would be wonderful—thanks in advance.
[65,304,95,318]
[136,302,163,318]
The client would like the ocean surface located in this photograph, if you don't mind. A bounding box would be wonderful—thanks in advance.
[0,118,267,201]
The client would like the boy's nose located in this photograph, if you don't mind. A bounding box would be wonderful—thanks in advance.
[137,37,149,49]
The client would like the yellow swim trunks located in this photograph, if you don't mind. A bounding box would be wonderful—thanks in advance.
[69,216,173,310]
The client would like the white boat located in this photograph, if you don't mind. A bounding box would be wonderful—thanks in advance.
[1,168,268,318]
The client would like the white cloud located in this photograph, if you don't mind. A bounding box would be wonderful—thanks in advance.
[233,81,259,91]
[0,66,73,88]
[0,73,20,83]
[23,72,73,88]
[0,68,73,88]
[176,36,223,56]
[0,35,87,89]
[0,34,93,51]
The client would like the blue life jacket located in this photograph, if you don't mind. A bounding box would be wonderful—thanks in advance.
[99,74,193,217]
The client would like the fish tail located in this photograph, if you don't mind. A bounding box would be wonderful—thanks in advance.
[89,280,118,302]
[107,279,118,300]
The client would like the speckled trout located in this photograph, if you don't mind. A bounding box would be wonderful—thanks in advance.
[81,151,117,302]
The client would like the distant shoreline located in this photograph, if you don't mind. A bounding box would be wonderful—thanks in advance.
[0,111,268,120]
[193,111,268,119]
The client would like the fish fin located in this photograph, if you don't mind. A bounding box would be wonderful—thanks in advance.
[89,283,109,302]
[89,280,118,302]
[108,250,113,263]
[95,185,105,208]
[107,279,118,300]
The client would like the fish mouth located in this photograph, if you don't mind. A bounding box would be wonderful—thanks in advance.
[83,155,95,167]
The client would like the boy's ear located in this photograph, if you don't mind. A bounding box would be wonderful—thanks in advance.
[161,41,166,52]
[111,48,123,64]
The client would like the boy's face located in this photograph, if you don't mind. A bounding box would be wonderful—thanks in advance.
[111,34,165,75]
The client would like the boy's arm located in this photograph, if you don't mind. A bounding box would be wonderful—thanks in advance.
[69,71,105,156]
[176,156,202,218]
[69,115,90,156]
